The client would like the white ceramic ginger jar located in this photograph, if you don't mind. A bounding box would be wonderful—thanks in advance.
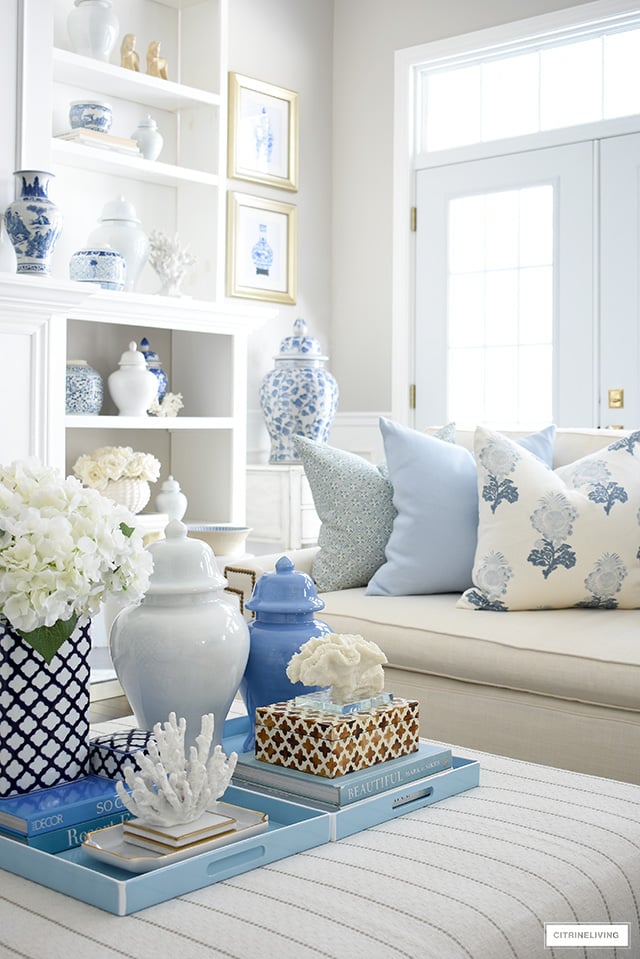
[108,341,158,416]
[131,115,163,161]
[109,520,250,749]
[88,196,149,292]
[154,475,187,521]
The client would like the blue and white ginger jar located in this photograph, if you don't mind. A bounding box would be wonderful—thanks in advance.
[69,247,125,290]
[4,170,63,276]
[259,318,339,463]
[66,359,103,415]
[140,336,168,402]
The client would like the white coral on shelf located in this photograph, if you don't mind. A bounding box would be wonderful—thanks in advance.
[286,633,387,705]
[115,712,237,826]
[148,391,184,417]
[148,229,197,296]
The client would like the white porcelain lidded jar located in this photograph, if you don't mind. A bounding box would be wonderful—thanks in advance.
[108,341,158,416]
[155,475,188,521]
[88,196,149,292]
[131,115,163,161]
[109,520,250,749]
[67,0,119,62]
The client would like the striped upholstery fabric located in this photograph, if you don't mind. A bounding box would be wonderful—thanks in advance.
[1,714,638,958]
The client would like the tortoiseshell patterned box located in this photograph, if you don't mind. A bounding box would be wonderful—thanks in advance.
[254,697,420,778]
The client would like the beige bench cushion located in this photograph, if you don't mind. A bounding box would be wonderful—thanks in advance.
[317,588,640,713]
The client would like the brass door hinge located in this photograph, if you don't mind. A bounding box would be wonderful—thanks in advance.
[409,383,416,409]
[410,207,417,232]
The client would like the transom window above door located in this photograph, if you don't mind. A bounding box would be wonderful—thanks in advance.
[419,20,640,153]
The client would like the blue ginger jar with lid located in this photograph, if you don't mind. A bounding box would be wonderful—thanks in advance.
[239,556,333,751]
[259,318,339,463]
[140,336,168,402]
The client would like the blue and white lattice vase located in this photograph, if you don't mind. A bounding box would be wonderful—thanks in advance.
[0,616,91,797]
[4,170,63,276]
[66,359,104,415]
[69,247,125,290]
[260,318,339,463]
[239,556,332,752]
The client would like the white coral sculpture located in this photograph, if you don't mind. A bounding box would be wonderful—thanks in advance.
[148,229,197,296]
[286,633,387,705]
[148,391,184,417]
[115,712,237,826]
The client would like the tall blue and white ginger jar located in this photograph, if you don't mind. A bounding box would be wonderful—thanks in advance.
[4,171,63,276]
[140,336,168,402]
[260,318,339,463]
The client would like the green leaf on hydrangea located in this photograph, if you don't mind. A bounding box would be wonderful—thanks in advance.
[17,614,79,665]
[120,522,135,538]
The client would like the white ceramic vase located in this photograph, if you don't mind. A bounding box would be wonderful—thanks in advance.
[103,478,151,514]
[109,521,250,749]
[67,0,119,62]
[154,475,187,521]
[131,115,163,161]
[88,196,149,292]
[108,341,158,416]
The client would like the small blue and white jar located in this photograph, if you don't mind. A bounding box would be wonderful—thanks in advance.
[69,99,112,133]
[259,318,339,463]
[140,336,168,402]
[66,359,103,415]
[69,247,125,290]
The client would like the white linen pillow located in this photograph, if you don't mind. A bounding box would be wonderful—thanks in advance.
[458,427,640,611]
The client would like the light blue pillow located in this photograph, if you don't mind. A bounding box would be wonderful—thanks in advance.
[367,419,478,595]
[366,419,557,596]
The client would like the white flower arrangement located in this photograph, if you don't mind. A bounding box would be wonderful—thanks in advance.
[72,445,161,493]
[0,458,153,663]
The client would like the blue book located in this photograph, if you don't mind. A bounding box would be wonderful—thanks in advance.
[0,808,135,853]
[232,741,452,806]
[0,775,130,836]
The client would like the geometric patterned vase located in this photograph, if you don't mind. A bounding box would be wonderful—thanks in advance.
[0,618,91,797]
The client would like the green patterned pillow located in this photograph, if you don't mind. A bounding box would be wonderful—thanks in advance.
[295,424,456,592]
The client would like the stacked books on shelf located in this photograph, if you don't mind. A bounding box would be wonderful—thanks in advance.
[55,129,141,157]
[0,775,133,854]
[232,740,452,807]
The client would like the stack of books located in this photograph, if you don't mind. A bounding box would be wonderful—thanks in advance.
[55,129,141,157]
[232,740,452,807]
[0,775,133,853]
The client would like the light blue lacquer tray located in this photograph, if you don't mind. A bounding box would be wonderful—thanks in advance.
[0,786,331,916]
[0,717,479,914]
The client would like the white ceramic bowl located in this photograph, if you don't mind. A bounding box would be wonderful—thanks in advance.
[186,524,251,557]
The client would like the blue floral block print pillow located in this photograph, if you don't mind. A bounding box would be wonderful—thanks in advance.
[458,427,640,611]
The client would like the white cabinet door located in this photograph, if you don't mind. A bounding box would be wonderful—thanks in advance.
[600,133,640,430]
[415,142,594,429]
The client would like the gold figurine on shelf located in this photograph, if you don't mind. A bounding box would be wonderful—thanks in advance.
[120,33,140,71]
[146,40,168,80]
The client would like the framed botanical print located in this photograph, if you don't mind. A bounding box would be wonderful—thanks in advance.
[226,191,297,304]
[227,73,299,192]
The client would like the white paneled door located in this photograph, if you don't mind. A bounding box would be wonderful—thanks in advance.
[415,143,595,430]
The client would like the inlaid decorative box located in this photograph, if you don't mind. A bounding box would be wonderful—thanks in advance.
[255,697,420,778]
[89,729,155,781]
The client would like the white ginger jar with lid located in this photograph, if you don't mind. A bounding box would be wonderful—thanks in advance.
[88,196,149,291]
[155,475,188,521]
[109,520,250,749]
[131,115,164,161]
[108,341,158,416]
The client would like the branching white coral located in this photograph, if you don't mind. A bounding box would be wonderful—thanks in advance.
[148,391,184,417]
[286,633,387,705]
[115,712,237,826]
[148,229,197,296]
